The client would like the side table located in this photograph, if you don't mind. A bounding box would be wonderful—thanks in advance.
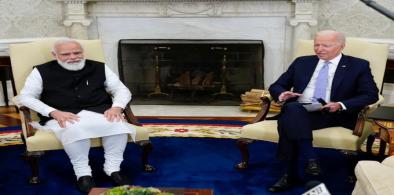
[0,56,18,111]
[368,106,394,157]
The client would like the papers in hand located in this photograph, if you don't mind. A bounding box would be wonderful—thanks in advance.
[302,103,323,112]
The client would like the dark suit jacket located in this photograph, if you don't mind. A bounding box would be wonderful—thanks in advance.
[269,54,379,129]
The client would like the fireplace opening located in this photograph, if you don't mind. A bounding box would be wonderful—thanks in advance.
[118,39,264,105]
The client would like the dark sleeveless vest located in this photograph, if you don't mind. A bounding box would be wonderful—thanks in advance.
[36,60,112,125]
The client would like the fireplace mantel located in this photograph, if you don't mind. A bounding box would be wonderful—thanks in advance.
[60,0,318,42]
[55,0,320,87]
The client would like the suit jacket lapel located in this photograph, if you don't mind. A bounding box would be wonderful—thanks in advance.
[331,54,349,98]
[299,56,319,93]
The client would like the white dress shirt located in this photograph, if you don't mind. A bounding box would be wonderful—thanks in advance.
[19,65,131,117]
[18,64,136,145]
[298,54,342,103]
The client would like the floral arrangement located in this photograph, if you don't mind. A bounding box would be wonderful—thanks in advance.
[101,185,174,195]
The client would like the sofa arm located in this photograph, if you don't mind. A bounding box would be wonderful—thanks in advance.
[382,156,394,168]
[354,160,394,195]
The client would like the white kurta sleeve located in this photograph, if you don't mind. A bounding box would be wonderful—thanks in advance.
[104,65,132,109]
[18,68,56,117]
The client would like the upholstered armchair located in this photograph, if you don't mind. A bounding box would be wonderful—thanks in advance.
[9,38,154,184]
[235,38,389,181]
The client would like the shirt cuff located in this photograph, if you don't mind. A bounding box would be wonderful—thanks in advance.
[112,103,126,109]
[43,107,57,117]
[338,102,347,110]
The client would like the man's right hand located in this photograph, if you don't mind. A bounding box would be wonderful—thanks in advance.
[278,91,302,102]
[49,110,80,128]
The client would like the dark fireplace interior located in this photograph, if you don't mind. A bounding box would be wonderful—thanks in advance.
[118,39,264,105]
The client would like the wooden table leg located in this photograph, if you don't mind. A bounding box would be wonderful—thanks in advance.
[1,80,8,106]
[388,130,394,156]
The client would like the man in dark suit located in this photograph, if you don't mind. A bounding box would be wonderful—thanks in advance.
[267,30,379,192]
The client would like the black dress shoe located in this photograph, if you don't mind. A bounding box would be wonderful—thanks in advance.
[110,171,130,186]
[305,159,321,176]
[267,174,296,192]
[77,175,95,193]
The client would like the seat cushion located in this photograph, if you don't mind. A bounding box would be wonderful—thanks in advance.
[241,120,359,150]
[26,126,149,152]
[353,160,394,195]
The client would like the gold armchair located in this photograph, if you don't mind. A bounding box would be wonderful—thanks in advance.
[235,38,389,181]
[9,38,155,184]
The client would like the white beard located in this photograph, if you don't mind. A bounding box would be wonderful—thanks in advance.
[57,59,86,71]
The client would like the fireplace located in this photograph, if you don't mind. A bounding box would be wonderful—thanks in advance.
[118,39,264,105]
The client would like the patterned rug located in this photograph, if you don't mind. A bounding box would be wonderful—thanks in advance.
[0,120,388,155]
[140,119,247,138]
[0,126,23,146]
[0,119,248,146]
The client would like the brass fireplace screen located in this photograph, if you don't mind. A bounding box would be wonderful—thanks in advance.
[118,39,264,105]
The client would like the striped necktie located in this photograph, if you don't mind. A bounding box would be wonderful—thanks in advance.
[313,61,330,102]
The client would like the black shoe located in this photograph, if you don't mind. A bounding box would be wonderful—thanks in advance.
[110,171,130,186]
[77,176,95,193]
[305,159,321,176]
[267,174,296,192]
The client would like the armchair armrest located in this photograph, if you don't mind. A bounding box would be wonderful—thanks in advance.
[251,95,272,123]
[11,96,23,108]
[12,95,36,138]
[353,95,385,137]
[124,102,142,126]
[19,106,36,138]
[368,94,384,110]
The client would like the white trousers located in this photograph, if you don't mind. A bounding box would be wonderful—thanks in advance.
[63,133,128,179]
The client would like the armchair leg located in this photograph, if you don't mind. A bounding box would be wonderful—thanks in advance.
[22,151,44,184]
[366,134,387,160]
[137,140,155,172]
[20,133,44,184]
[366,134,375,155]
[378,140,387,159]
[235,138,254,170]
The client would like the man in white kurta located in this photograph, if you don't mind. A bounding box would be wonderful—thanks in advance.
[18,39,135,193]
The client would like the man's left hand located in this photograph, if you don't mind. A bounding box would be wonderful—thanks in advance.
[104,107,124,122]
[322,102,342,113]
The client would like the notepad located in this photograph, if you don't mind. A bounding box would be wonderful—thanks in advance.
[302,103,323,112]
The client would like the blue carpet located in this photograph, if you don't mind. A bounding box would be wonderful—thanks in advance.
[0,126,21,131]
[0,137,355,195]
